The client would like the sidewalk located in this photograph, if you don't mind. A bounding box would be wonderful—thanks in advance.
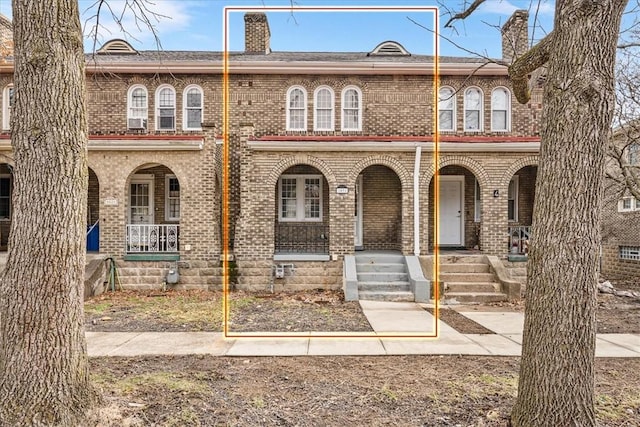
[86,300,640,358]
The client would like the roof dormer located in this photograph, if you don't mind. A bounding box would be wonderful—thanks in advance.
[97,39,138,55]
[368,41,410,56]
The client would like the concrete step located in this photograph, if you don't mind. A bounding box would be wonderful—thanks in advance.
[358,281,411,292]
[355,253,405,264]
[358,290,415,302]
[438,255,486,263]
[439,272,496,283]
[357,272,408,282]
[438,263,489,274]
[444,292,508,303]
[356,262,406,273]
[446,282,500,293]
[510,267,527,277]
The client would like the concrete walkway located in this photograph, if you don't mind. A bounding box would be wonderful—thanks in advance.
[86,301,640,358]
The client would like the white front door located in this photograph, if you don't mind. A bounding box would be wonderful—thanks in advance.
[438,176,464,246]
[354,174,363,248]
[129,175,154,224]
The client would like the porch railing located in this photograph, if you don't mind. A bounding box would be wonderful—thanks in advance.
[508,225,531,255]
[275,223,329,254]
[126,224,179,253]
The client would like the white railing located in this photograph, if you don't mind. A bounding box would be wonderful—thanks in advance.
[126,224,179,253]
[508,225,531,255]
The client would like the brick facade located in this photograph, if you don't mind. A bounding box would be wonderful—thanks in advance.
[0,10,545,290]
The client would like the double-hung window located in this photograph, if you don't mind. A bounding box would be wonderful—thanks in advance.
[0,175,10,219]
[286,86,307,131]
[341,86,362,131]
[314,86,334,131]
[464,87,483,131]
[2,85,13,131]
[156,85,176,131]
[278,175,322,222]
[438,86,455,131]
[183,85,203,130]
[508,176,519,222]
[127,85,148,129]
[491,87,510,131]
[629,143,640,166]
[165,175,180,221]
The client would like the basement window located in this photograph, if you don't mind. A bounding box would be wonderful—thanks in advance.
[619,246,640,261]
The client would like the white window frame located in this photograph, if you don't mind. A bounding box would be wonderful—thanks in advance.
[628,143,640,166]
[618,196,640,212]
[0,174,11,219]
[491,87,511,132]
[341,85,362,131]
[464,87,483,132]
[182,85,203,131]
[165,174,180,221]
[2,84,14,131]
[129,174,154,224]
[127,84,148,129]
[620,246,640,261]
[438,86,456,132]
[474,178,481,222]
[155,85,176,131]
[508,176,519,222]
[278,174,323,222]
[286,86,307,131]
[313,86,335,131]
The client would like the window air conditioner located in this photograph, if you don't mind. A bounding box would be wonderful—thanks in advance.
[128,118,147,129]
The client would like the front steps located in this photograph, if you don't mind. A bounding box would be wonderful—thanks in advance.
[439,255,508,303]
[355,252,414,302]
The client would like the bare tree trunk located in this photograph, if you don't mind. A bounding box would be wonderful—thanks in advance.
[0,1,98,425]
[510,1,627,425]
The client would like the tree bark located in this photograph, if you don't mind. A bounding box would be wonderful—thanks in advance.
[510,0,627,425]
[0,1,98,425]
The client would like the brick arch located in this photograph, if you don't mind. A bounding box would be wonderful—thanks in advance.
[267,155,337,188]
[348,155,411,190]
[336,78,369,91]
[500,156,539,187]
[0,154,15,168]
[125,161,186,188]
[421,155,489,189]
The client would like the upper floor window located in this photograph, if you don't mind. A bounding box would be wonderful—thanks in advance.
[286,86,307,131]
[155,85,176,131]
[491,87,511,131]
[341,86,362,131]
[2,85,14,131]
[127,85,148,129]
[314,86,334,131]
[183,85,203,130]
[618,196,640,212]
[438,86,456,131]
[464,87,483,131]
[629,143,640,166]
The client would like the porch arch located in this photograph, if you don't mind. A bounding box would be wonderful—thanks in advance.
[267,155,337,189]
[421,155,489,190]
[500,155,539,188]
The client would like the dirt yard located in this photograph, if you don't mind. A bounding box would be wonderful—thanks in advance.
[84,279,640,426]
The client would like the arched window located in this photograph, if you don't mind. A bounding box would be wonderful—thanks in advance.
[183,85,203,130]
[464,87,483,131]
[341,86,362,131]
[127,85,148,129]
[314,86,334,131]
[491,87,511,131]
[286,86,307,131]
[438,86,456,131]
[155,85,176,131]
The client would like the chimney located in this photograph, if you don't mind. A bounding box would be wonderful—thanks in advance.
[0,15,13,58]
[501,10,528,63]
[244,12,271,54]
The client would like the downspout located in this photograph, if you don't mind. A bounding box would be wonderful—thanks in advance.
[413,145,422,256]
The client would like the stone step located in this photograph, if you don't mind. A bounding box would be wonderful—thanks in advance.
[357,272,408,282]
[438,263,489,274]
[438,272,496,283]
[355,253,405,264]
[510,267,527,277]
[444,292,508,304]
[446,282,500,293]
[356,262,406,273]
[438,255,486,263]
[358,290,415,302]
[358,281,411,292]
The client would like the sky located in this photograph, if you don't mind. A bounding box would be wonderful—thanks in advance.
[0,0,557,58]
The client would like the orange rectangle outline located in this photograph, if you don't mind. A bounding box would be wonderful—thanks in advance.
[222,4,441,339]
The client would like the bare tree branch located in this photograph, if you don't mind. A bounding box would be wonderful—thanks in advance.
[443,0,487,28]
[509,32,554,104]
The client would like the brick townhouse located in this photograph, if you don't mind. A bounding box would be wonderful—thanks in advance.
[0,10,544,298]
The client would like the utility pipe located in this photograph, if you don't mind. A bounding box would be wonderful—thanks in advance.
[413,145,422,256]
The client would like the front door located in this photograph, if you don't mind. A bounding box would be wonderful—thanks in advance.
[129,175,154,224]
[438,176,464,246]
[354,174,363,249]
